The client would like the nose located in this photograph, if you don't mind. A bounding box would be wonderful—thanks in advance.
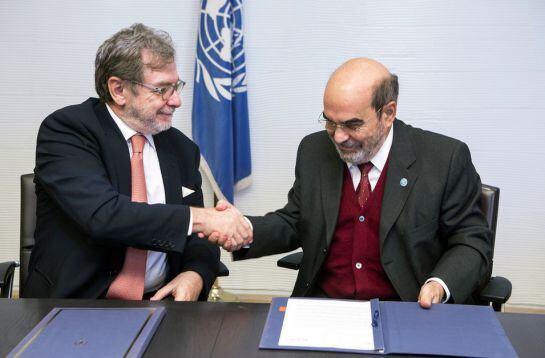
[333,126,349,144]
[167,90,182,108]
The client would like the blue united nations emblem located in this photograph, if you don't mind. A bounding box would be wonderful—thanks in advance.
[192,0,252,203]
[196,0,247,102]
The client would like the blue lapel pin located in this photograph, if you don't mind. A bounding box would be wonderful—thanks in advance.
[400,178,408,187]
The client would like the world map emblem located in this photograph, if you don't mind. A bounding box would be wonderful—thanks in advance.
[196,0,247,102]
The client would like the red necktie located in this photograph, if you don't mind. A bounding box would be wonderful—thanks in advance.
[107,134,148,300]
[357,162,374,207]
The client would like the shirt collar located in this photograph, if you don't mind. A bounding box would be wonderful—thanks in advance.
[106,104,156,150]
[347,124,394,173]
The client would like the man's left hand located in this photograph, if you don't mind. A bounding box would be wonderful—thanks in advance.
[418,281,445,309]
[150,271,203,301]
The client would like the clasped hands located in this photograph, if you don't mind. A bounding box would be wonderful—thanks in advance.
[191,202,446,308]
[191,200,252,252]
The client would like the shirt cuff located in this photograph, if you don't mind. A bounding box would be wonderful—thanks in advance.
[425,277,451,303]
[187,209,193,236]
[242,216,253,248]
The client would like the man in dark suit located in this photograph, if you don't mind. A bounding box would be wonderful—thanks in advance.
[228,58,492,307]
[27,23,252,300]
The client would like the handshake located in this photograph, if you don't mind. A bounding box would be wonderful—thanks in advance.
[191,200,252,252]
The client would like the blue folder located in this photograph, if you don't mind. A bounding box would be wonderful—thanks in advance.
[7,307,165,358]
[260,297,518,357]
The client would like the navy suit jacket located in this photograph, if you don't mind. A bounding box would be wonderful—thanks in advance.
[26,98,219,299]
[235,120,492,303]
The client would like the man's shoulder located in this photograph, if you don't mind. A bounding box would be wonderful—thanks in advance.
[297,130,334,156]
[48,97,100,117]
[300,130,331,148]
[43,98,103,127]
[396,119,466,151]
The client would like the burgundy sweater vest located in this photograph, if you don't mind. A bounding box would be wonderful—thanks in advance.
[319,161,398,300]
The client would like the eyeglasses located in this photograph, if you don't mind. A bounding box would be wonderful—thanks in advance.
[128,79,186,100]
[318,108,383,133]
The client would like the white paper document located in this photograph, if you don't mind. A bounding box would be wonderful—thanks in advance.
[278,298,375,351]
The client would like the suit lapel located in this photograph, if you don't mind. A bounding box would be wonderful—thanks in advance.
[153,133,180,205]
[380,120,417,245]
[320,144,344,246]
[95,102,131,196]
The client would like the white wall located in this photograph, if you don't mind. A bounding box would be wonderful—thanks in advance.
[1,1,544,308]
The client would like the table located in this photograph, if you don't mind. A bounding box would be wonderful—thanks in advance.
[1,298,543,357]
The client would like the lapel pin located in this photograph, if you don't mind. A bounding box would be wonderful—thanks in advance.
[400,178,408,187]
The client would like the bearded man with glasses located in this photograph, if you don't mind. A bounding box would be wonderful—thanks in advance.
[226,58,492,308]
[27,23,252,301]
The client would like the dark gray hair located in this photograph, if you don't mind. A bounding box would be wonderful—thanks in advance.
[95,23,176,103]
[371,73,399,111]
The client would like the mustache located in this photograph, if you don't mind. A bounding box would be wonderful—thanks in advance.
[159,107,176,115]
[337,138,361,149]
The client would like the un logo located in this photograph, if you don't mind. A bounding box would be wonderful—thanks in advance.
[196,0,247,102]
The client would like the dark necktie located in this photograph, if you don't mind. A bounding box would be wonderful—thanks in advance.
[357,162,374,207]
[107,134,148,300]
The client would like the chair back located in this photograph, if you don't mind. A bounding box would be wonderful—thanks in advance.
[479,184,499,270]
[20,174,36,297]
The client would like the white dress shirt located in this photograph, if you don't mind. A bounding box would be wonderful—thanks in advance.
[346,123,394,191]
[107,105,170,293]
[345,125,450,302]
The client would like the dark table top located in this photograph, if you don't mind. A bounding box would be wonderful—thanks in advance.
[0,298,543,357]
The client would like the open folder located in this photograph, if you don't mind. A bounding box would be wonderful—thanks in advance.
[7,307,165,358]
[260,297,518,357]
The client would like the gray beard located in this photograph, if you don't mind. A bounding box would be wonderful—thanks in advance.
[335,146,372,164]
[330,133,384,165]
[125,106,173,135]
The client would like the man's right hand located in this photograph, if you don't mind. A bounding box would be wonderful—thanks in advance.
[191,203,252,251]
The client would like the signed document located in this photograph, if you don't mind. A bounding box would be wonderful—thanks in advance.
[261,298,517,357]
[278,298,375,351]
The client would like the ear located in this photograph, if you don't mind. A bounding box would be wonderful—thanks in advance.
[107,76,128,106]
[381,101,397,126]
